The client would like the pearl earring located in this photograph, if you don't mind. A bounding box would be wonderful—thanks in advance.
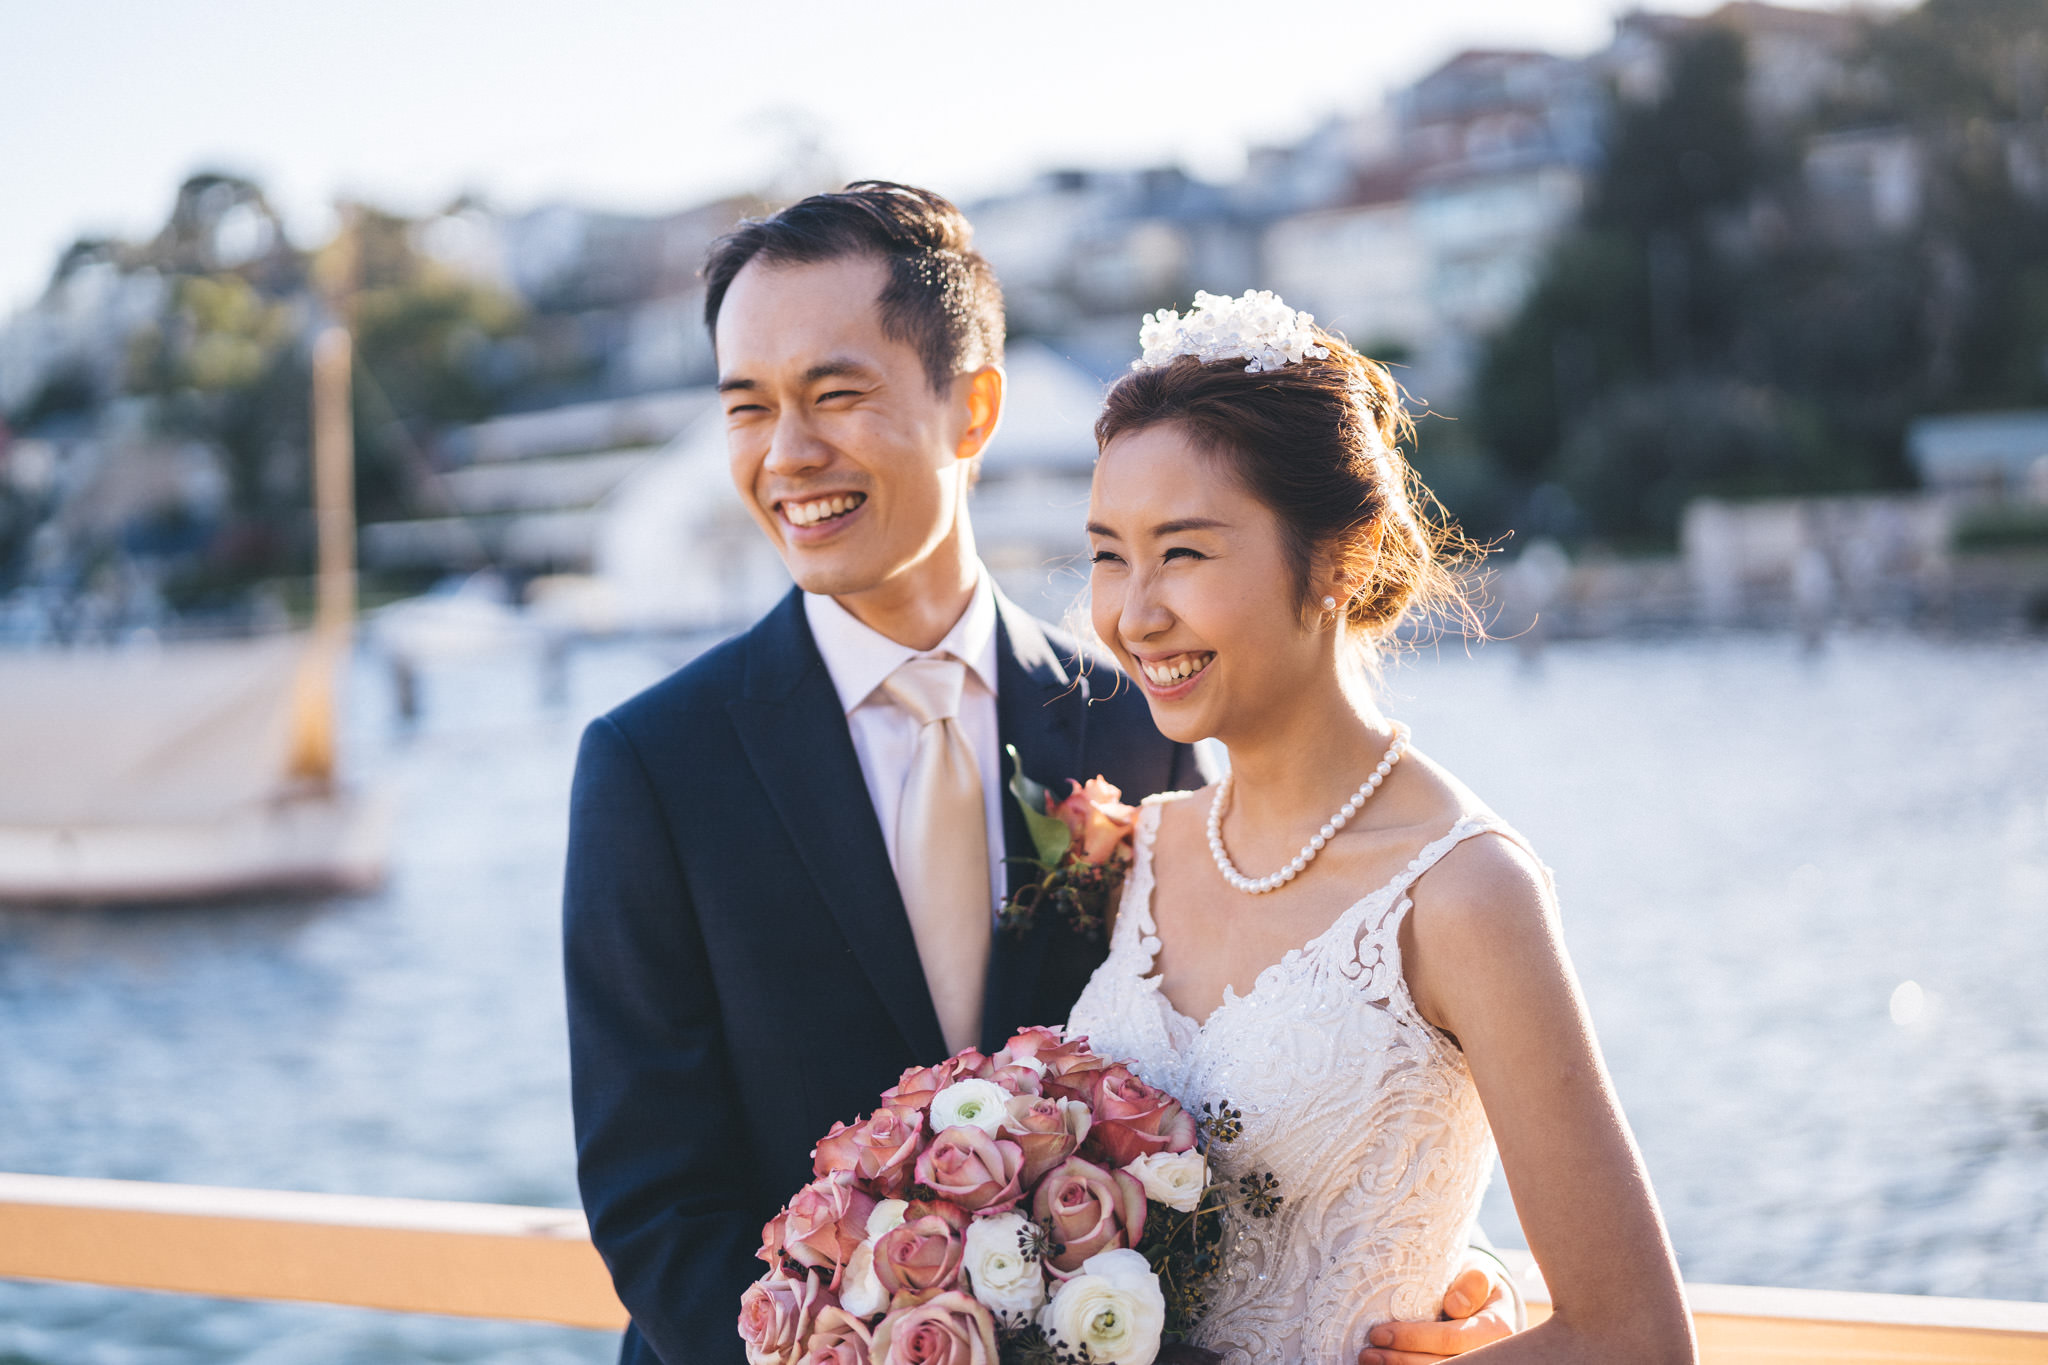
[1322,596,1338,611]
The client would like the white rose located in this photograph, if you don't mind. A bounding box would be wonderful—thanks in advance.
[1122,1150,1207,1213]
[930,1078,1012,1135]
[962,1210,1047,1324]
[1038,1248,1166,1364]
[866,1198,909,1241]
[838,1241,887,1319]
[837,1199,910,1319]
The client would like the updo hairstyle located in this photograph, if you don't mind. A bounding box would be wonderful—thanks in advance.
[1094,329,1474,651]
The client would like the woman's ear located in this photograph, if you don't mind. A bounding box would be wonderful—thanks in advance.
[955,365,1005,463]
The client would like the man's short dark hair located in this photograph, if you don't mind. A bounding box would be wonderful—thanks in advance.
[703,181,1005,392]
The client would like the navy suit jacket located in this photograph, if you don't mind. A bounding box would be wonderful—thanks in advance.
[563,587,1198,1364]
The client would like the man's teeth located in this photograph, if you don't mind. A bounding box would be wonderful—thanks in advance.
[783,493,866,527]
[1141,653,1214,686]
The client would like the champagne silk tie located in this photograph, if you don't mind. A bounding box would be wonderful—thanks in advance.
[881,656,993,1057]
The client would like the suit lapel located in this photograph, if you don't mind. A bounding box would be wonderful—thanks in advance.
[983,594,1086,1046]
[725,590,948,1064]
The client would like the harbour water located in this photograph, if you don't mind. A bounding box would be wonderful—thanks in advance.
[1,629,2043,1363]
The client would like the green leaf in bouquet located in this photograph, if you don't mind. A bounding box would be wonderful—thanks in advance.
[1006,743,1073,865]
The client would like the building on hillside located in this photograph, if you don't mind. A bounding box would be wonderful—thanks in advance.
[1803,127,1925,241]
[970,170,1263,366]
[1908,411,2048,505]
[359,388,718,580]
[1260,49,1599,404]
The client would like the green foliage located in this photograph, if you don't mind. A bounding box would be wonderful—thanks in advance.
[1471,0,2048,545]
[1954,503,2048,551]
[1555,378,1843,543]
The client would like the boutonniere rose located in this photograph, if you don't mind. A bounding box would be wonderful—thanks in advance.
[995,749,1139,946]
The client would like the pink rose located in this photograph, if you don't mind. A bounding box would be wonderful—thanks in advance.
[883,1052,993,1112]
[1048,776,1137,866]
[739,1269,833,1365]
[814,1105,926,1198]
[870,1291,998,1365]
[997,1030,1110,1103]
[912,1126,1025,1214]
[779,1172,879,1284]
[1031,1156,1147,1273]
[872,1202,969,1298]
[796,1306,874,1365]
[1085,1065,1199,1167]
[999,1093,1091,1186]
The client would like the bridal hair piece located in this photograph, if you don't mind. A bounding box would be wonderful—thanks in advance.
[1135,289,1331,374]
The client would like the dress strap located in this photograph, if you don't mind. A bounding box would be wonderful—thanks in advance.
[1337,816,1545,1038]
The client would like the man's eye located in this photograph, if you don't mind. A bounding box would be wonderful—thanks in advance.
[725,402,766,417]
[816,389,861,403]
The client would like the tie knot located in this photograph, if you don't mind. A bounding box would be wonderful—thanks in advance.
[882,655,967,726]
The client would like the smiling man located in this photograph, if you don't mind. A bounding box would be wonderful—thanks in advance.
[560,183,1517,1364]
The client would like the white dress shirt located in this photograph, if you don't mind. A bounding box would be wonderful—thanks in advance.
[804,571,1007,920]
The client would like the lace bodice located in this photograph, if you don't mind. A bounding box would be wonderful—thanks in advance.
[1067,796,1513,1365]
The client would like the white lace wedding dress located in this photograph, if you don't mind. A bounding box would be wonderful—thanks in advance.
[1067,794,1531,1365]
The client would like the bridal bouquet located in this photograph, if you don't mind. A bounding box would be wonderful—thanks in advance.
[741,1029,1262,1364]
[995,750,1138,946]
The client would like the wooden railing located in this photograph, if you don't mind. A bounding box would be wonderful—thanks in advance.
[5,1172,2047,1362]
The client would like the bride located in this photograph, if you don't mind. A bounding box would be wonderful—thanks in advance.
[1066,293,1697,1365]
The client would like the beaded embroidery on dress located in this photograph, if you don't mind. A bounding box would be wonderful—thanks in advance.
[1067,794,1517,1365]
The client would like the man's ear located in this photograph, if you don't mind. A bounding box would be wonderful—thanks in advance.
[955,365,1005,463]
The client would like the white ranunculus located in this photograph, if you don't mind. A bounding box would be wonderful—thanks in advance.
[930,1078,1012,1135]
[865,1198,909,1241]
[838,1241,886,1319]
[962,1210,1047,1324]
[1122,1150,1207,1213]
[1038,1248,1166,1364]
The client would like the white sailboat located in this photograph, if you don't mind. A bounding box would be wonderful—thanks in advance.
[0,327,391,902]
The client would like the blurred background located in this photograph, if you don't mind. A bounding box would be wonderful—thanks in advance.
[1,0,2044,1361]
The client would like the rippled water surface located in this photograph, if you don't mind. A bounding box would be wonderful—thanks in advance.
[2,631,2043,1362]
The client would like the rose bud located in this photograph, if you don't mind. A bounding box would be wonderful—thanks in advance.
[872,1207,968,1297]
[759,1209,790,1267]
[1048,775,1138,866]
[781,1172,879,1285]
[796,1305,875,1365]
[1085,1065,1199,1167]
[1031,1155,1148,1273]
[999,1093,1093,1186]
[870,1290,999,1365]
[814,1105,926,1198]
[738,1268,832,1365]
[913,1125,1025,1214]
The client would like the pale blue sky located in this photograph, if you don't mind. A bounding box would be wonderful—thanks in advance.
[2,0,1846,312]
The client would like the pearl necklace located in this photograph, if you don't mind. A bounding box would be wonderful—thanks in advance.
[1207,723,1410,894]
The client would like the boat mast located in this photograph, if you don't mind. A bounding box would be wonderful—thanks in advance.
[289,207,359,785]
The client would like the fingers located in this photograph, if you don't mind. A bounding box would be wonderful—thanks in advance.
[1363,1307,1515,1359]
[1442,1264,1496,1319]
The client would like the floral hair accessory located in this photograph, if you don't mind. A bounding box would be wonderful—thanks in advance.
[1134,288,1331,374]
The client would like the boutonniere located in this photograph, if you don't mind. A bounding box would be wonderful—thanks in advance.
[996,745,1139,945]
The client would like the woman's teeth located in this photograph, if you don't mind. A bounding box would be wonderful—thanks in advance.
[1141,653,1214,687]
[783,493,866,527]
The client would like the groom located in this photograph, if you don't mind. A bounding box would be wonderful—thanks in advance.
[563,182,1516,1364]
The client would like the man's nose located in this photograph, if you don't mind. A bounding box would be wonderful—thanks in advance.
[762,412,829,476]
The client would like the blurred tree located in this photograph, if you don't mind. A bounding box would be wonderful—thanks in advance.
[1472,0,2048,547]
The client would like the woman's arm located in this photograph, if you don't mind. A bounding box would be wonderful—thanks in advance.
[1392,833,1697,1365]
